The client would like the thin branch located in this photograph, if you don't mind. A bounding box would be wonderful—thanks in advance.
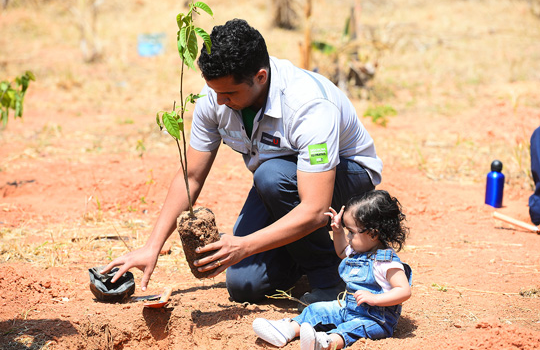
[111,223,132,252]
[452,286,519,296]
[178,33,194,217]
[265,287,308,306]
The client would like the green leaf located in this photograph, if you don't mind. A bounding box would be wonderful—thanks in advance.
[0,81,9,92]
[20,75,30,93]
[342,16,351,38]
[0,88,10,107]
[177,31,185,59]
[194,27,212,54]
[183,26,198,70]
[176,13,185,30]
[193,2,213,16]
[7,91,16,108]
[179,27,187,51]
[178,116,184,132]
[25,71,35,81]
[163,112,181,140]
[14,99,22,118]
[156,111,164,129]
[311,41,336,55]
[1,109,7,127]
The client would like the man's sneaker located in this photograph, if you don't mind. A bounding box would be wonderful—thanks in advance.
[298,281,345,312]
[300,323,332,350]
[252,318,295,347]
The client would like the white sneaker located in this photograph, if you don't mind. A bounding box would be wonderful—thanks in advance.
[253,318,295,347]
[300,323,332,350]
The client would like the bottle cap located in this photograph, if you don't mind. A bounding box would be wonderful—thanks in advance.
[491,160,503,172]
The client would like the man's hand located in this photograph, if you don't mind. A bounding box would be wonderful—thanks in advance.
[100,245,160,291]
[192,233,248,278]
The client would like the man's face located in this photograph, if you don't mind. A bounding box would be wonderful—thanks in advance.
[205,70,268,111]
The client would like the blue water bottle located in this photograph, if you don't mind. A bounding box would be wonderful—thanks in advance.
[485,160,504,208]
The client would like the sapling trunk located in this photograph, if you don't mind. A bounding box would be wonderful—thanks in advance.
[173,71,195,218]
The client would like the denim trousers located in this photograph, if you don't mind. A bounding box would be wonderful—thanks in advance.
[225,156,375,302]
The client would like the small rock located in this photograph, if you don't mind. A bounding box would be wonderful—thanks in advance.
[160,241,172,255]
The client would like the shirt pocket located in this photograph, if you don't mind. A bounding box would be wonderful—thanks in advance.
[218,128,249,155]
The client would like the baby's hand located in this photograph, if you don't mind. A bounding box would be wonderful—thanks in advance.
[354,290,378,306]
[324,206,345,231]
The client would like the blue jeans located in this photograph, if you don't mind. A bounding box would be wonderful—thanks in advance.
[292,300,397,346]
[225,156,375,302]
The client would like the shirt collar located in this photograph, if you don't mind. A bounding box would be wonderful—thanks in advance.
[261,57,283,120]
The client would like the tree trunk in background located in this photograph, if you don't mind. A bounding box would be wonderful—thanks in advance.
[271,0,298,29]
[299,0,312,70]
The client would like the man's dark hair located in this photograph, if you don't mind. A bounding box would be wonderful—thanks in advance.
[197,19,270,85]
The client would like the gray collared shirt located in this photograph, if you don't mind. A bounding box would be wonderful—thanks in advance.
[189,57,382,185]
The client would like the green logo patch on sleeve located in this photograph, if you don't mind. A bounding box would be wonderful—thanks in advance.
[308,143,329,165]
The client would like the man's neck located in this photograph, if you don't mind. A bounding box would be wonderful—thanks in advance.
[250,68,270,111]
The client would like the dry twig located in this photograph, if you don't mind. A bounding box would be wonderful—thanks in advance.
[265,287,308,307]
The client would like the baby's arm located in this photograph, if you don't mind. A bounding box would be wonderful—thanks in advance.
[354,268,411,307]
[324,206,348,259]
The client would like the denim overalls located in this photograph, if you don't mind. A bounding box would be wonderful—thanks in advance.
[293,248,412,348]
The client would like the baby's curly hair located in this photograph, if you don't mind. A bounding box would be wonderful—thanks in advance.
[345,190,409,252]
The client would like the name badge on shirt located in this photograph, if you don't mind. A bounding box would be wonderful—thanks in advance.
[308,143,329,165]
[260,132,281,148]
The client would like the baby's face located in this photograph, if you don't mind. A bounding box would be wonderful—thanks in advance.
[343,211,380,253]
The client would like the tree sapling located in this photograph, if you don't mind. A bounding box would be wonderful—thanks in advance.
[156,1,220,279]
[1,71,35,128]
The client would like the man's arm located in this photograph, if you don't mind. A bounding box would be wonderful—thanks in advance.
[101,146,218,290]
[195,168,336,276]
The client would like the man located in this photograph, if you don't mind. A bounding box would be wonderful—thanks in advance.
[102,19,382,309]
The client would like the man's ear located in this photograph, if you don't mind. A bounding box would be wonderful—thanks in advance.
[255,68,268,85]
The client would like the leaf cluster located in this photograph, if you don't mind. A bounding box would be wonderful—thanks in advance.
[176,1,213,71]
[156,94,202,140]
[1,71,35,128]
[363,104,397,127]
[156,1,212,141]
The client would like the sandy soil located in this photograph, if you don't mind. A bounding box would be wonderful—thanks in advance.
[1,0,540,349]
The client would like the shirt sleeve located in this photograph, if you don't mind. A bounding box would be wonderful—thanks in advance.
[189,85,222,152]
[373,261,405,293]
[289,100,341,173]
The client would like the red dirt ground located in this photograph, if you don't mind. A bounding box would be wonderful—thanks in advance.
[2,1,540,349]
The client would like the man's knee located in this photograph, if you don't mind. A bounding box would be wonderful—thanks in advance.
[253,158,297,197]
[226,270,266,303]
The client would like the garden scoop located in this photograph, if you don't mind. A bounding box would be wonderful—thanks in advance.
[143,287,172,308]
[493,212,539,234]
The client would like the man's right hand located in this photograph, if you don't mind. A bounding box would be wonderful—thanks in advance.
[100,245,160,291]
